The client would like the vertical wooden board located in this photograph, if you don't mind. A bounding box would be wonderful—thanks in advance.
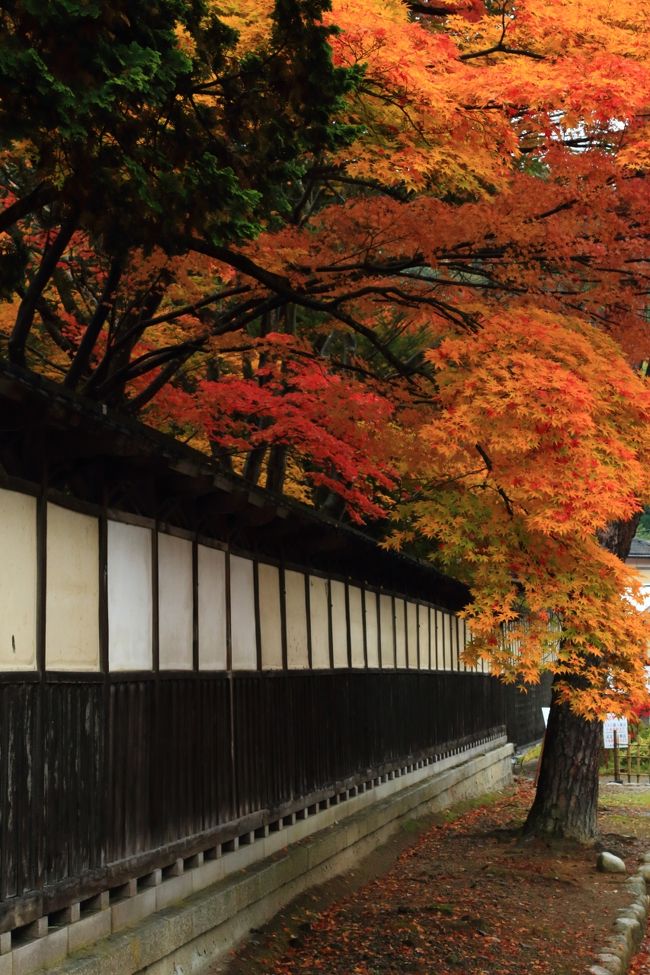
[158,533,193,670]
[126,682,152,853]
[330,580,348,668]
[46,504,100,671]
[44,684,70,885]
[379,594,395,668]
[107,521,153,670]
[348,585,365,668]
[406,601,418,669]
[309,576,329,668]
[198,546,227,670]
[284,569,308,669]
[364,591,379,668]
[258,563,283,670]
[394,599,407,668]
[230,556,257,669]
[198,676,233,828]
[106,683,125,860]
[0,489,37,670]
[418,604,430,670]
[0,684,31,897]
[0,686,11,898]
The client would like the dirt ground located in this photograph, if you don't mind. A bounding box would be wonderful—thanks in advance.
[214,775,650,975]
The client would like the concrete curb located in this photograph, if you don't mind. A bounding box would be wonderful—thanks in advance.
[589,858,650,975]
[35,740,513,975]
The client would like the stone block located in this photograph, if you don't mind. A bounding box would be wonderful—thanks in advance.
[130,914,190,970]
[9,742,511,975]
[68,934,136,975]
[139,869,162,888]
[82,891,110,913]
[290,816,315,843]
[228,841,260,874]
[0,952,11,975]
[598,852,626,874]
[191,856,225,894]
[51,903,81,926]
[163,859,184,878]
[597,953,623,975]
[264,830,289,858]
[155,872,194,911]
[624,902,646,922]
[111,887,157,933]
[0,933,10,955]
[68,909,112,954]
[613,915,639,949]
[21,918,47,941]
[12,927,67,975]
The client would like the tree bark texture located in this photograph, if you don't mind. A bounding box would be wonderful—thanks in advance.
[523,673,601,842]
[523,513,642,841]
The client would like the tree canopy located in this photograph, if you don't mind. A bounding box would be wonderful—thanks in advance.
[2,0,650,718]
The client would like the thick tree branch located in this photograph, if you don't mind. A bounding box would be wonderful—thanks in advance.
[8,209,79,366]
[138,285,251,331]
[0,182,55,234]
[475,442,514,516]
[65,258,124,389]
[460,44,545,61]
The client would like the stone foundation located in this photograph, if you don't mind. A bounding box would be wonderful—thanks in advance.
[3,737,513,975]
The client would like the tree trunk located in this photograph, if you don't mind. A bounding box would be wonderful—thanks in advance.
[522,512,642,841]
[523,673,601,842]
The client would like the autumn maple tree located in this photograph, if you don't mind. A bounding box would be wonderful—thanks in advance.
[2,0,650,840]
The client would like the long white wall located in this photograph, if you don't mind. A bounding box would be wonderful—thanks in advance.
[0,485,486,674]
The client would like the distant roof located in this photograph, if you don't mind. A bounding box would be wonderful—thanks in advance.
[629,537,650,558]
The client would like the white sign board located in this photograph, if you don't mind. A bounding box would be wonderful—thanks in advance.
[603,715,629,749]
[542,707,550,728]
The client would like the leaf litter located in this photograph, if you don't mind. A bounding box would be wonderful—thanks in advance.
[216,780,650,975]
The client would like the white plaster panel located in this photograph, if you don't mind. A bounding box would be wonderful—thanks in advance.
[348,585,365,668]
[46,503,100,671]
[364,591,379,668]
[435,610,446,670]
[258,563,283,670]
[309,575,330,668]
[406,601,418,669]
[429,607,437,669]
[158,533,193,670]
[451,615,459,670]
[285,569,308,669]
[379,593,395,668]
[198,545,227,670]
[394,598,406,668]
[418,604,430,670]
[230,555,256,669]
[0,488,37,670]
[330,580,348,668]
[442,613,454,670]
[107,521,153,671]
[459,618,468,670]
[465,621,478,673]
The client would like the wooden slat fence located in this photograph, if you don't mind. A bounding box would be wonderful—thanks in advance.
[0,670,510,931]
